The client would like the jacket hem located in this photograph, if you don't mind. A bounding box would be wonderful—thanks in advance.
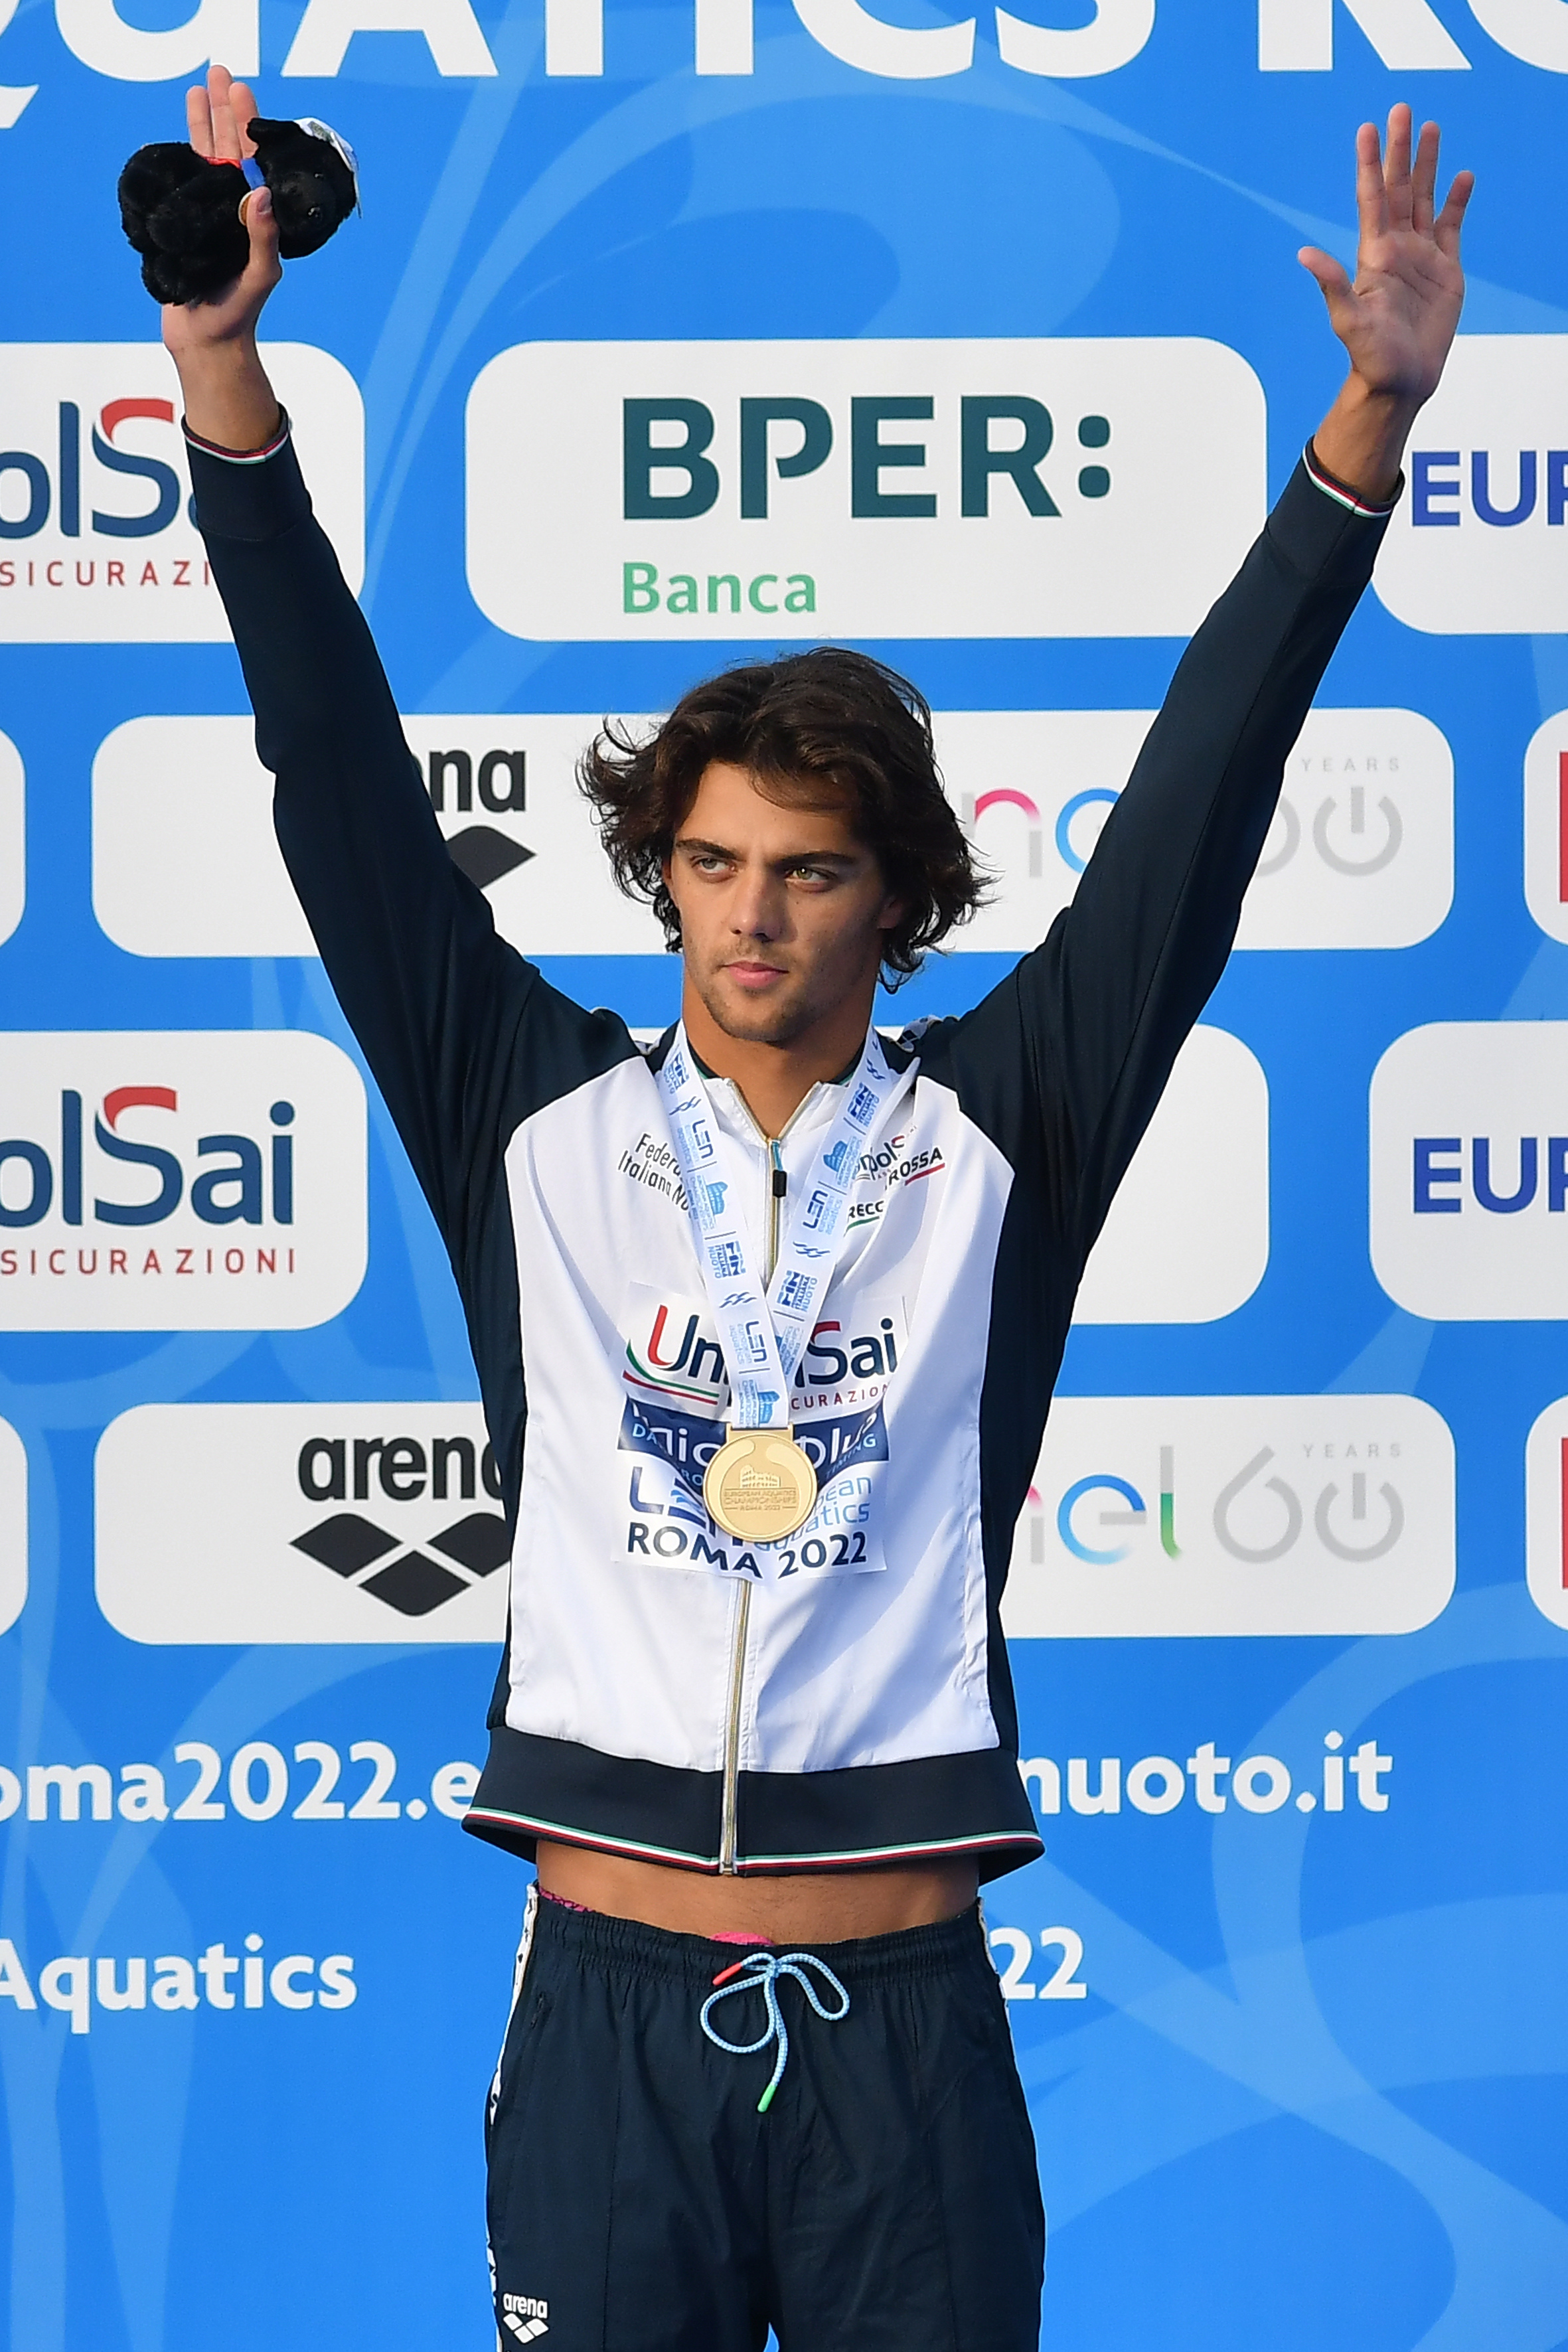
[463,1724,1044,1881]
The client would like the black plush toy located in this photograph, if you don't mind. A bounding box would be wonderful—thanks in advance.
[118,116,358,305]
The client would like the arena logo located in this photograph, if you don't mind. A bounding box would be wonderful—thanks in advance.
[1370,1022,1568,1318]
[92,712,662,959]
[938,708,1453,956]
[1002,1394,1454,1636]
[96,1402,509,1642]
[7,0,1562,100]
[0,1034,364,1330]
[291,1425,509,1618]
[1523,1394,1568,1632]
[465,339,1265,643]
[1375,337,1568,635]
[1519,709,1568,947]
[0,346,362,644]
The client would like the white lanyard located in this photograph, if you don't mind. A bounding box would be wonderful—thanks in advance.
[656,1025,902,1431]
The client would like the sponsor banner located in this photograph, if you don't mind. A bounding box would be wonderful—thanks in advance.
[1073,1025,1267,1324]
[621,1037,1262,1328]
[1006,1732,1394,1834]
[1374,335,1568,636]
[465,338,1266,642]
[1003,1393,1454,1638]
[96,1403,507,1643]
[3,1740,479,1829]
[92,712,663,959]
[0,345,363,643]
[99,704,1445,965]
[939,706,1453,954]
[1521,706,1568,945]
[1524,1394,1568,1632]
[0,1936,358,2035]
[0,1417,25,1638]
[0,1034,365,1330]
[2,0,1568,100]
[1370,1021,1568,1320]
[0,728,21,947]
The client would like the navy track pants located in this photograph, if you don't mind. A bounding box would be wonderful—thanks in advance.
[486,1892,1044,2352]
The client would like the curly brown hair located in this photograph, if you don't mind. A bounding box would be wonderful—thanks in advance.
[578,648,984,984]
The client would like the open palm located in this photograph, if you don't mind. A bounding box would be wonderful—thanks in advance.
[1300,106,1472,409]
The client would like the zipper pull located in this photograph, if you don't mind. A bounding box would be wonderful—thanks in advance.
[771,1168,788,1198]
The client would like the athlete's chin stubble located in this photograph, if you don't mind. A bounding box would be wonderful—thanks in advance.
[694,971,819,1048]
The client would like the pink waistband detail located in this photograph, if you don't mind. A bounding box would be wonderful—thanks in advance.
[536,1886,772,1946]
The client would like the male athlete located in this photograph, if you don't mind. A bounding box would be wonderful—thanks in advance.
[161,70,1468,2351]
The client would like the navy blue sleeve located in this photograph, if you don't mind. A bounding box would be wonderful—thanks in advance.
[925,455,1394,1271]
[189,430,635,1269]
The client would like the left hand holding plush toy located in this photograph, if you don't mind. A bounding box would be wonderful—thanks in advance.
[118,64,356,305]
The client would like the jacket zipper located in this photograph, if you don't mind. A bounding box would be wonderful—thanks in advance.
[718,1131,787,1875]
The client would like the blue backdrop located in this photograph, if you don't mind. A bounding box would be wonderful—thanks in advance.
[2,3,1567,2347]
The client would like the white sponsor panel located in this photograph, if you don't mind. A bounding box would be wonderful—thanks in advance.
[0,1417,26,1637]
[0,729,21,946]
[1371,1022,1568,1320]
[0,1032,365,1330]
[0,344,362,643]
[465,339,1266,643]
[1074,1025,1267,1324]
[1522,708,1568,945]
[96,1402,508,1644]
[1374,336,1568,636]
[99,704,1444,965]
[92,712,663,959]
[1003,1393,1454,1638]
[1524,1395,1568,1632]
[938,706,1452,953]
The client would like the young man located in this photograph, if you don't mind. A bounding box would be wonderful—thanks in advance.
[164,72,1467,2351]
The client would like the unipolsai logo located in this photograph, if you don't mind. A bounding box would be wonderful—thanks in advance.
[465,338,1265,644]
[621,1283,903,1413]
[1003,1395,1454,1637]
[95,1404,509,1644]
[0,1033,365,1330]
[0,345,362,644]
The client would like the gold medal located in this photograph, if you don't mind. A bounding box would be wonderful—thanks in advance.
[703,1428,819,1544]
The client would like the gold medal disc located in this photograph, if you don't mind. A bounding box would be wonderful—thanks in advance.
[703,1429,819,1543]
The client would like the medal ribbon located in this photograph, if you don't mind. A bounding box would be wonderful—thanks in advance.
[655,1026,905,1432]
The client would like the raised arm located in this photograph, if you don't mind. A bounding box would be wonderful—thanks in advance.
[941,107,1470,1266]
[163,72,632,1261]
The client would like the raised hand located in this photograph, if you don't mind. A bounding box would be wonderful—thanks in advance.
[161,63,283,452]
[186,60,260,169]
[1302,108,1471,504]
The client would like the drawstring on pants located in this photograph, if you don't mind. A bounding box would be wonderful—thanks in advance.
[700,1949,850,2113]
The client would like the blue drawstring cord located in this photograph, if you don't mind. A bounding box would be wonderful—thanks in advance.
[700,1949,851,2113]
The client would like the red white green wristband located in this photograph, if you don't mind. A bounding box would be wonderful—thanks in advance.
[182,409,291,466]
[1304,438,1401,517]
